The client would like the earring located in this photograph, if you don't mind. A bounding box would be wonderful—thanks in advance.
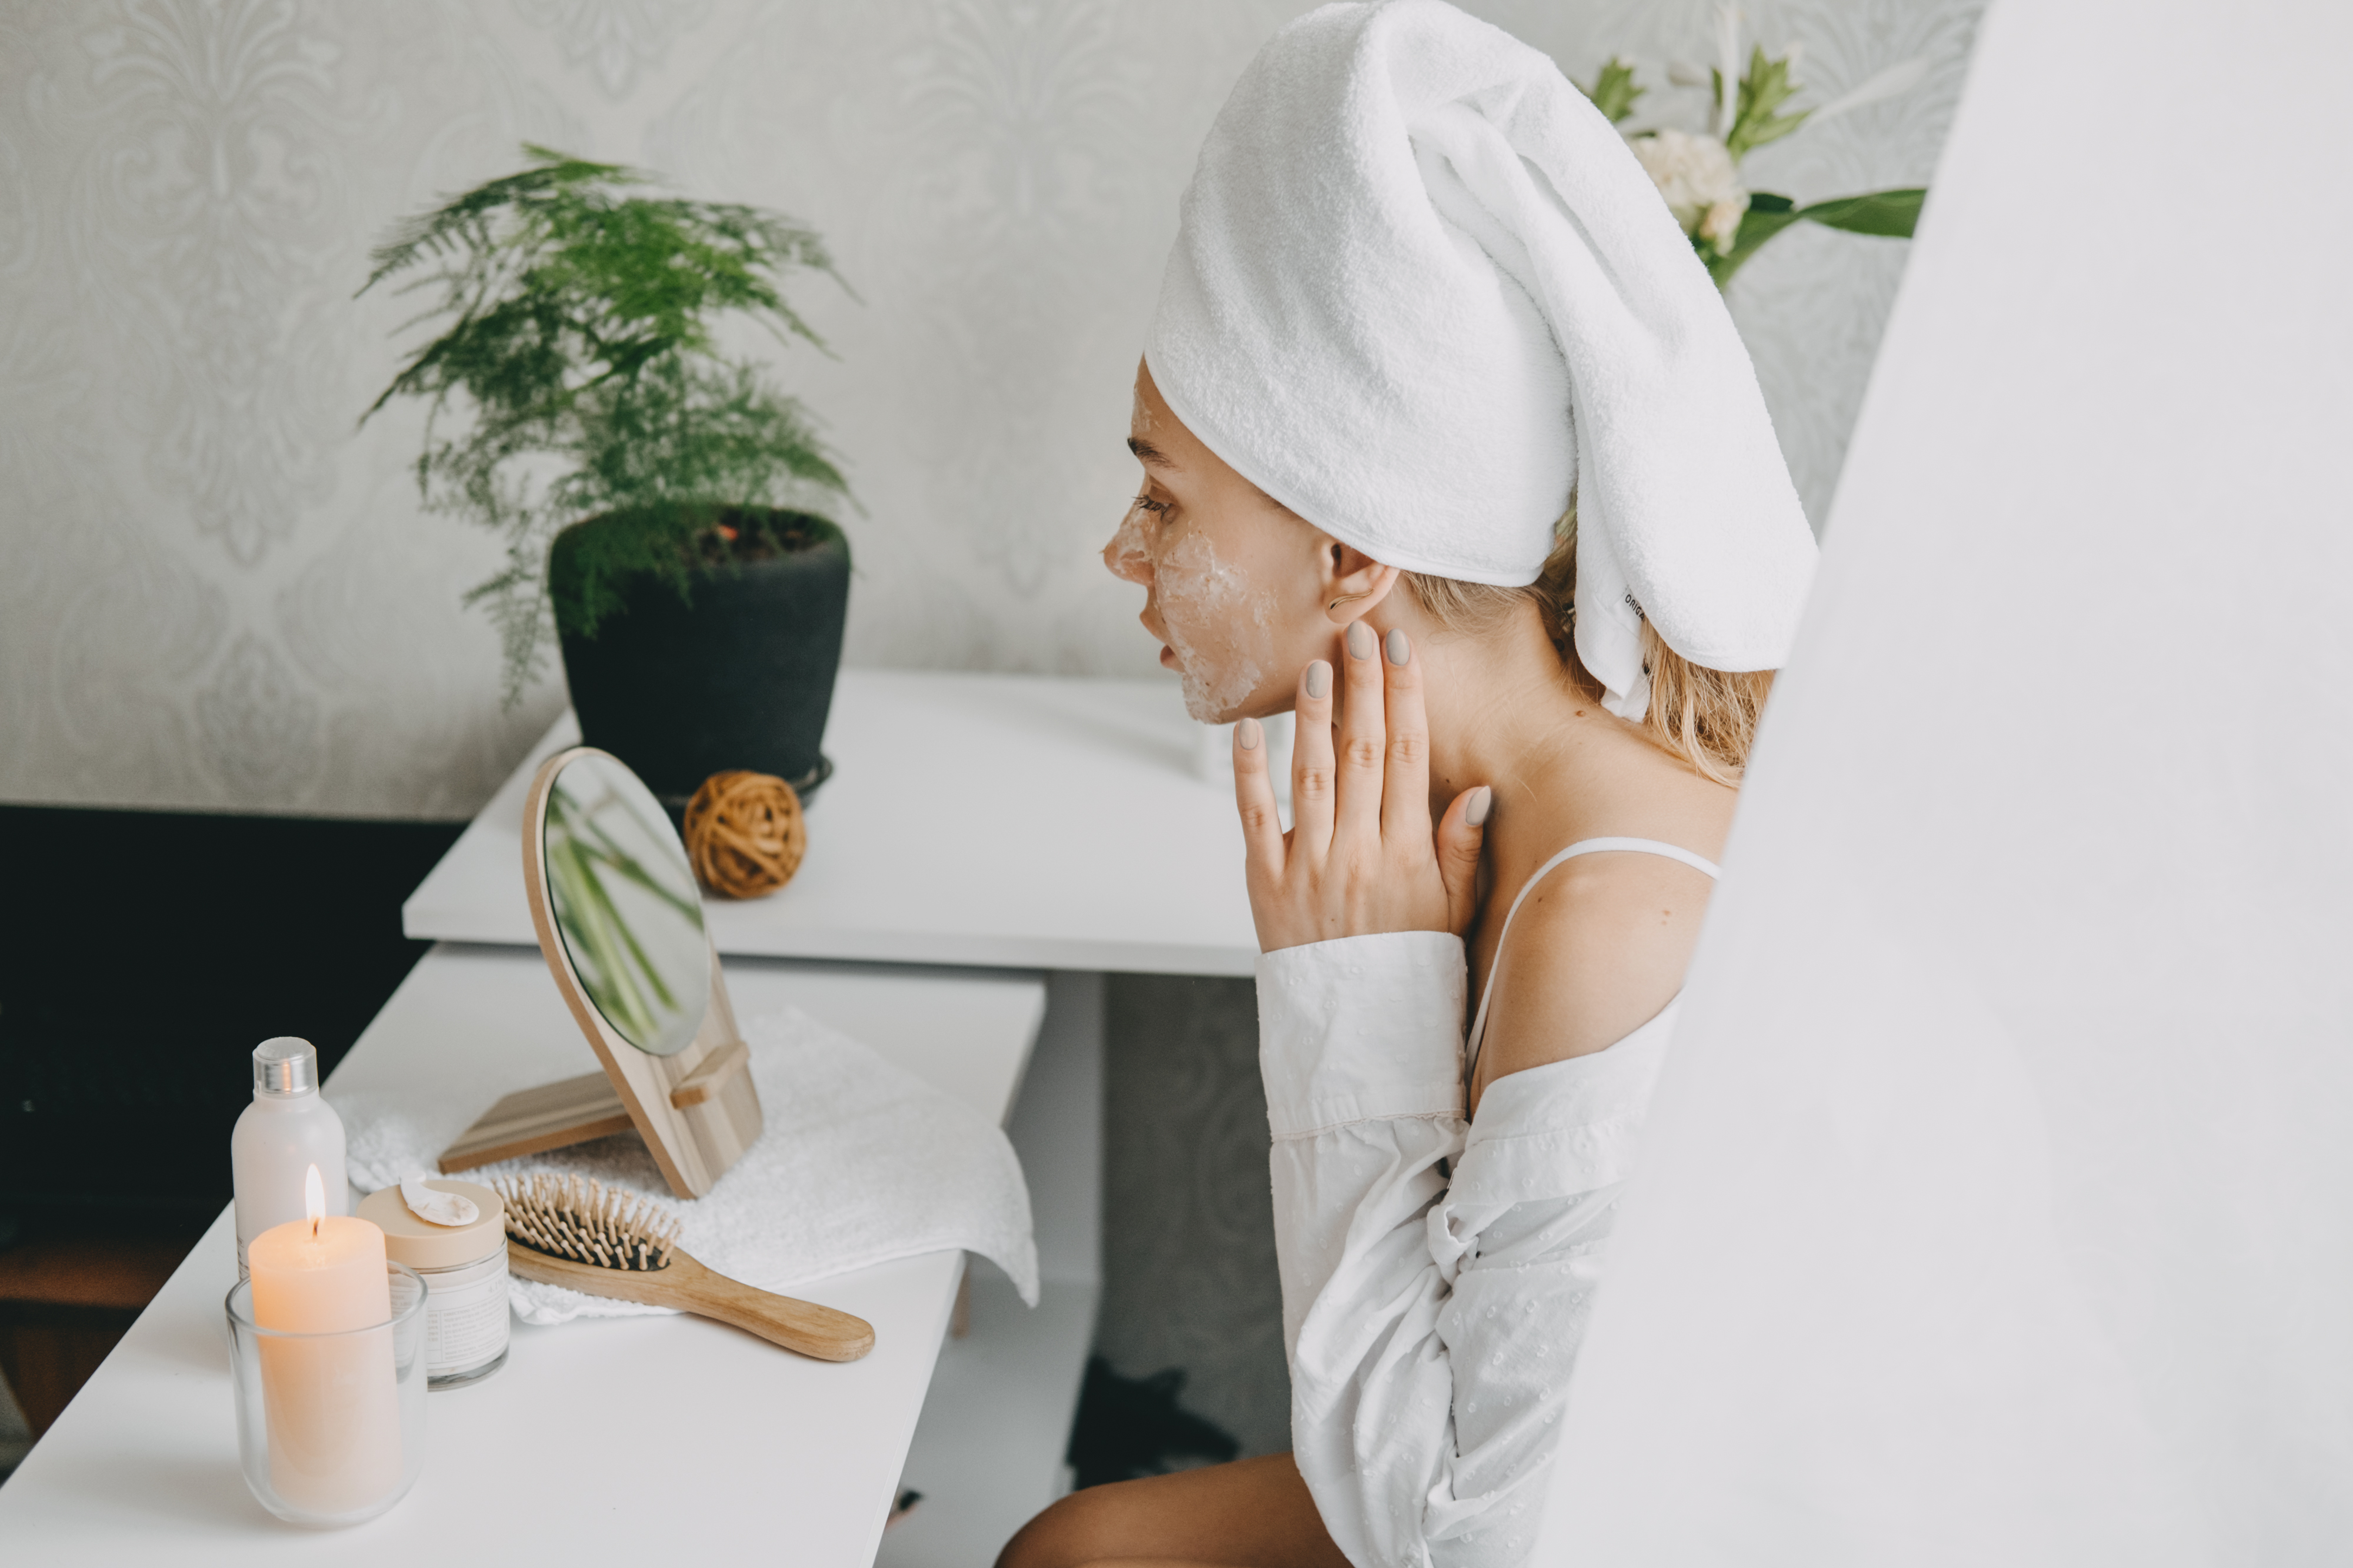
[1328,591,1369,613]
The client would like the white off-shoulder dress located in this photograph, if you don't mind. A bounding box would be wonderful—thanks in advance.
[1254,838,1721,1568]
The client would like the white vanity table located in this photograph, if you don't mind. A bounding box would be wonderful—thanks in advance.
[404,668,1261,976]
[0,669,1258,1566]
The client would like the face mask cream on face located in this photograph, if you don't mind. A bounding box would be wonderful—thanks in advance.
[1155,529,1277,722]
[1108,497,1155,583]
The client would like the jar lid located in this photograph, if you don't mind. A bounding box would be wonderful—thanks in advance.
[358,1179,506,1269]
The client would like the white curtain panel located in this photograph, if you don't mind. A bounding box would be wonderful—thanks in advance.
[1537,0,2353,1562]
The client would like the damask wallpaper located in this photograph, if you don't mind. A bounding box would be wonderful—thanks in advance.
[0,0,1979,818]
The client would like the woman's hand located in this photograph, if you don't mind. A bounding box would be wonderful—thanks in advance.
[1235,622,1491,953]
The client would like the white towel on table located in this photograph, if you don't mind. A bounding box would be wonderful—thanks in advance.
[1145,0,1817,719]
[333,1007,1038,1325]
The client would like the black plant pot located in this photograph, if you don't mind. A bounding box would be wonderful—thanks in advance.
[552,512,849,808]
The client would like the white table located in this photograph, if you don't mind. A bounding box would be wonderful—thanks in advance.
[404,669,1261,976]
[3,669,1255,1564]
[0,946,1057,1564]
[408,670,1257,1566]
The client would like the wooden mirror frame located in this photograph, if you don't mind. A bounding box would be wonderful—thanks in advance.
[436,747,764,1197]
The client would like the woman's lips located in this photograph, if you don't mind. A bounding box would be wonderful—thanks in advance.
[1159,645,1178,669]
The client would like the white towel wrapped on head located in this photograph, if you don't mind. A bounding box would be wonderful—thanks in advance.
[1146,0,1817,719]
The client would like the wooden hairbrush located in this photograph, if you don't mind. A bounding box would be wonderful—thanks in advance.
[495,1173,874,1362]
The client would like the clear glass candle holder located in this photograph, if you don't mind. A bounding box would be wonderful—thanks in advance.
[225,1262,428,1527]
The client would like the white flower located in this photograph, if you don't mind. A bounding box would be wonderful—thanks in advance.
[1699,194,1750,252]
[1630,128,1745,238]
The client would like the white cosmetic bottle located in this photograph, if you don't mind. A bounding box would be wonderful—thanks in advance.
[230,1037,349,1280]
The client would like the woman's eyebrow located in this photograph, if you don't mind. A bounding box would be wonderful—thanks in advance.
[1126,436,1179,470]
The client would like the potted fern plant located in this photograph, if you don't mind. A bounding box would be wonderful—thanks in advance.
[362,146,854,803]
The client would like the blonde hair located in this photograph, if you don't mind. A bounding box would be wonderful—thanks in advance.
[1404,509,1773,786]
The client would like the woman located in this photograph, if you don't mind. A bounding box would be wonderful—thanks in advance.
[1005,4,1815,1566]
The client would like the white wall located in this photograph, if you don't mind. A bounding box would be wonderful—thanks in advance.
[0,0,1979,819]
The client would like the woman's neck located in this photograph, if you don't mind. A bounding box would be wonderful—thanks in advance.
[1365,598,1625,879]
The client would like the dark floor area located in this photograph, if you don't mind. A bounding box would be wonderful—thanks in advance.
[0,805,462,1469]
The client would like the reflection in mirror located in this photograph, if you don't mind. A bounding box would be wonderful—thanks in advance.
[543,753,711,1057]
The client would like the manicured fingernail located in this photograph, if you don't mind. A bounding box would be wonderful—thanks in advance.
[1237,716,1262,750]
[1467,786,1492,828]
[1346,621,1374,660]
[1305,661,1330,699]
[1385,628,1410,666]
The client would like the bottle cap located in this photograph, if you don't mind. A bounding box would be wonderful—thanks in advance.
[252,1037,319,1097]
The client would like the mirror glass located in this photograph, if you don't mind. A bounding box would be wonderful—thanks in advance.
[542,752,710,1057]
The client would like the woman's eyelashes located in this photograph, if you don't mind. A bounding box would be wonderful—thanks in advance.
[1130,493,1172,518]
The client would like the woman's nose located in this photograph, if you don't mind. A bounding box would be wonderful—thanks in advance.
[1102,519,1153,586]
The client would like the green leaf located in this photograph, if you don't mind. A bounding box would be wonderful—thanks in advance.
[1701,186,1929,291]
[1797,188,1926,238]
[1579,56,1644,124]
[1723,46,1811,162]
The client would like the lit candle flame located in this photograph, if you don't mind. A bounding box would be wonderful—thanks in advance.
[305,1163,325,1240]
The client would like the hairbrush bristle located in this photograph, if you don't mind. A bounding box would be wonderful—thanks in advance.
[495,1172,681,1272]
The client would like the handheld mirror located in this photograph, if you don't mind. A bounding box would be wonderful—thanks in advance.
[542,753,708,1057]
[438,748,764,1198]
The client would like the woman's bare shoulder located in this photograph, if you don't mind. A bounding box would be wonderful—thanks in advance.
[1470,849,1715,1106]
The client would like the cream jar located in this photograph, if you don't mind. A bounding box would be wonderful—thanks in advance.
[357,1178,510,1389]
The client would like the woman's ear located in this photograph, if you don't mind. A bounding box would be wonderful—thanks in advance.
[1321,541,1402,623]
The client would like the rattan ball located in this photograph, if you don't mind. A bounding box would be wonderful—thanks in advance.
[682,769,806,900]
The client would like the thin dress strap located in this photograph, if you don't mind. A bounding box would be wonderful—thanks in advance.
[1464,838,1722,1085]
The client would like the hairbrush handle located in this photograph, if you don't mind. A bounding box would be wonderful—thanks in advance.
[665,1253,875,1362]
[508,1243,875,1362]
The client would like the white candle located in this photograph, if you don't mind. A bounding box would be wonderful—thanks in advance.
[247,1166,402,1514]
